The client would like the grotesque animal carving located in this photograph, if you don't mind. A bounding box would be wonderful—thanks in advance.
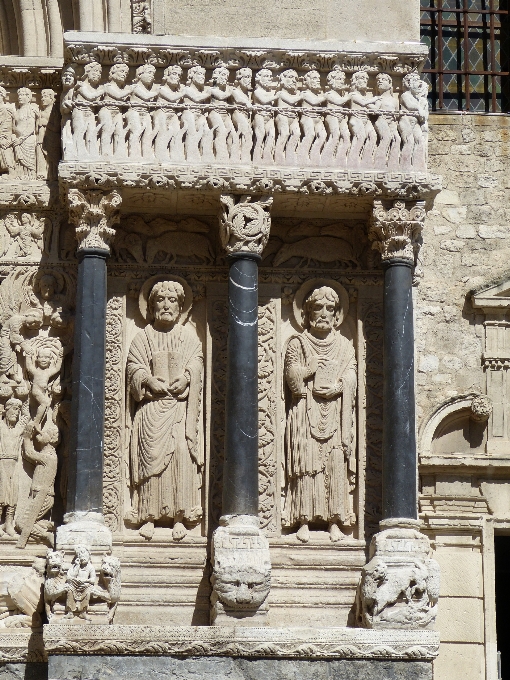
[44,549,68,621]
[93,554,121,624]
[0,557,46,628]
[273,236,358,268]
[145,232,214,265]
[111,229,145,263]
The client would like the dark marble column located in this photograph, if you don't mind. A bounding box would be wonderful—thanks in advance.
[360,200,441,632]
[211,194,272,626]
[67,248,108,516]
[382,258,416,520]
[223,252,260,517]
[57,189,121,550]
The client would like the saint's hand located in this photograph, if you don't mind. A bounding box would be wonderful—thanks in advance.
[146,376,169,396]
[313,381,342,399]
[168,373,188,396]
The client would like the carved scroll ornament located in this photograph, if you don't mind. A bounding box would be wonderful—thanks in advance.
[219,194,272,255]
[369,199,426,263]
[68,189,122,253]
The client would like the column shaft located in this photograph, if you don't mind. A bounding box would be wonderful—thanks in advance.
[67,248,108,515]
[223,253,260,517]
[382,260,417,520]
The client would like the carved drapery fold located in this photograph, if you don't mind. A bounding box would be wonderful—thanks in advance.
[68,189,122,253]
[369,199,425,264]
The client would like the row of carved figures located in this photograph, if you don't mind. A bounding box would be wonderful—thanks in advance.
[0,88,60,181]
[62,63,429,170]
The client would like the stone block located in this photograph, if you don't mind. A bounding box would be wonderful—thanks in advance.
[0,665,47,680]
[433,550,482,598]
[433,643,485,680]
[47,656,433,680]
[435,597,484,643]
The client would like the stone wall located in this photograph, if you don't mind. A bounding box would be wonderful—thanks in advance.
[419,112,510,680]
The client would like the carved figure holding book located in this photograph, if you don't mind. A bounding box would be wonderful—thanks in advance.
[284,282,357,543]
[127,278,203,542]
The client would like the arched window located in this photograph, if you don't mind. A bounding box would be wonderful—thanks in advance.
[420,0,510,112]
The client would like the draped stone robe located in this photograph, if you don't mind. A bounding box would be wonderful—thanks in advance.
[284,329,357,527]
[127,323,204,525]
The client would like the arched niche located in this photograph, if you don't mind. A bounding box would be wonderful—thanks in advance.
[420,394,489,458]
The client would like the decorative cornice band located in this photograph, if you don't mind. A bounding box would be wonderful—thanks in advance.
[43,625,440,660]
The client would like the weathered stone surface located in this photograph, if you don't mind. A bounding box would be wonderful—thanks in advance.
[0,664,47,680]
[47,656,432,680]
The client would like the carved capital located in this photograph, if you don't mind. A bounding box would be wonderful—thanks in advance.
[369,199,426,264]
[211,515,271,625]
[358,523,440,630]
[68,189,122,253]
[219,194,272,256]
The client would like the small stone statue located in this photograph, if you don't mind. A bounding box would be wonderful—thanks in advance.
[284,284,357,543]
[64,544,96,622]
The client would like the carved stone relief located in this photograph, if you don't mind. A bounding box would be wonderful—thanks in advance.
[282,279,357,543]
[0,268,74,548]
[126,277,204,542]
[0,557,46,629]
[44,547,120,624]
[0,86,60,183]
[59,58,429,174]
[0,212,50,261]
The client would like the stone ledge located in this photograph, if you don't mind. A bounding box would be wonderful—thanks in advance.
[43,625,440,660]
[0,632,45,663]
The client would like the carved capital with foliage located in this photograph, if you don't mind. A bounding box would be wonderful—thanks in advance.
[369,199,426,264]
[219,194,272,256]
[68,189,122,253]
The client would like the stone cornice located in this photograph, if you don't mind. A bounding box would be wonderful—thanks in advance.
[59,164,441,200]
[64,31,428,73]
[43,625,440,660]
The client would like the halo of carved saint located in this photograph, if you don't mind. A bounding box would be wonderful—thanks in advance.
[0,268,74,548]
[283,279,357,543]
[126,277,204,542]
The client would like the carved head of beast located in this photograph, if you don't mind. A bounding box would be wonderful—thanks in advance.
[99,554,121,603]
[212,553,271,610]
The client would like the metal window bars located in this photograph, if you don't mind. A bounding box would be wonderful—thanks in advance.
[420,0,509,112]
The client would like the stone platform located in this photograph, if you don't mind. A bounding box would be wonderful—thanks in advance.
[41,625,438,680]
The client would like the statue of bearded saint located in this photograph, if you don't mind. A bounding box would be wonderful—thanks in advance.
[127,280,204,542]
[284,286,357,543]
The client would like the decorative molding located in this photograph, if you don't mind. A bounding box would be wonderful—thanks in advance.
[103,295,124,532]
[59,164,441,199]
[63,40,426,75]
[43,624,440,660]
[132,0,152,34]
[0,68,61,91]
[67,189,121,253]
[219,194,272,255]
[0,632,45,662]
[369,199,426,263]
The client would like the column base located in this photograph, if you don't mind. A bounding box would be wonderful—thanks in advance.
[210,515,271,626]
[358,518,440,630]
[56,511,112,551]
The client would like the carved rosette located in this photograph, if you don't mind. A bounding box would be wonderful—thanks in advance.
[369,200,426,264]
[219,195,272,256]
[68,189,122,253]
[359,520,440,630]
[211,515,271,625]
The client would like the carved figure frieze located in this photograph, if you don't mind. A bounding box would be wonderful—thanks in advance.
[0,86,60,182]
[283,280,357,543]
[44,547,120,624]
[59,59,429,172]
[0,268,74,547]
[0,212,49,261]
[126,277,204,542]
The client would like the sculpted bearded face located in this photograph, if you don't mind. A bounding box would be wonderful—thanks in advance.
[305,286,340,337]
[149,281,184,330]
[5,399,21,425]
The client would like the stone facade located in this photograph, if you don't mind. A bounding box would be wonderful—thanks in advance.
[0,0,507,679]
